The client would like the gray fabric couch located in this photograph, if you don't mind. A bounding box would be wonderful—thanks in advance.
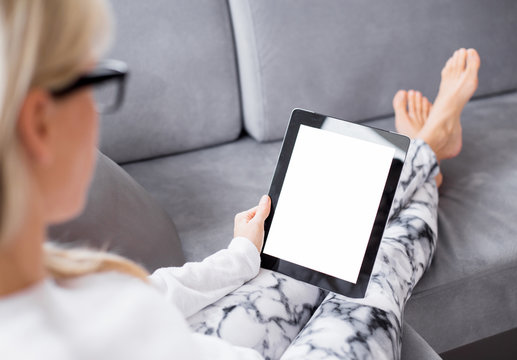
[51,0,517,358]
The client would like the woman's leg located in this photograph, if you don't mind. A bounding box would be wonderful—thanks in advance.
[280,142,439,360]
[389,139,440,219]
[280,48,480,360]
[186,138,437,360]
[187,268,327,360]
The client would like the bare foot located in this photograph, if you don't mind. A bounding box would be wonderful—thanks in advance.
[393,89,443,186]
[418,48,481,160]
[393,89,432,138]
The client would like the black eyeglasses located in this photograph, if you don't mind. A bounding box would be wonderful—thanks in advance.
[50,59,129,114]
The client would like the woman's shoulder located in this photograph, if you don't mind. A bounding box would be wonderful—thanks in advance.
[0,279,71,358]
[0,272,195,359]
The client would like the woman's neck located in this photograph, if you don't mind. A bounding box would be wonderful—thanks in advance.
[0,205,47,297]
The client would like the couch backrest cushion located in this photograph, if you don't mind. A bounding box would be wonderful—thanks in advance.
[229,0,517,142]
[49,152,185,271]
[100,0,242,163]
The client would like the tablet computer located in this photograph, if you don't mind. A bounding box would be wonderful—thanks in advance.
[261,109,410,298]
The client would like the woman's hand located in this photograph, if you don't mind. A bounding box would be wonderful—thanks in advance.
[234,195,271,253]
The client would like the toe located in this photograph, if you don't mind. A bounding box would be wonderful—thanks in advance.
[457,48,468,71]
[423,96,431,119]
[393,90,408,112]
[453,48,467,74]
[442,52,456,77]
[452,49,460,66]
[408,90,417,121]
[415,91,423,124]
[394,90,412,136]
[435,172,443,188]
[466,48,481,72]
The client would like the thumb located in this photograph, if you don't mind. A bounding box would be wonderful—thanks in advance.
[252,195,270,222]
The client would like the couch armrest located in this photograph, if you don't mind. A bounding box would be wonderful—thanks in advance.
[49,151,185,271]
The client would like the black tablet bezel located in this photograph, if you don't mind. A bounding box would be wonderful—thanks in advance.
[260,109,410,298]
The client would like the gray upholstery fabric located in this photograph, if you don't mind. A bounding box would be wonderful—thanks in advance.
[229,0,517,142]
[99,0,242,163]
[123,137,282,261]
[402,322,443,360]
[366,91,517,352]
[49,152,184,272]
[123,91,517,351]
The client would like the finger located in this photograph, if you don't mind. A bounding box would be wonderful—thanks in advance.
[235,206,258,222]
[245,207,258,221]
[251,195,271,223]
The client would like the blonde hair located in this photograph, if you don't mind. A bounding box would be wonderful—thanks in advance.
[0,0,149,281]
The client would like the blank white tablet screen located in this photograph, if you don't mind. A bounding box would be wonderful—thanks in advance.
[263,125,395,284]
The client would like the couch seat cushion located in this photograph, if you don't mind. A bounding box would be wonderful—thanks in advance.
[123,138,282,261]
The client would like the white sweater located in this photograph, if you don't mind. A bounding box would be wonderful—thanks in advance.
[0,237,264,359]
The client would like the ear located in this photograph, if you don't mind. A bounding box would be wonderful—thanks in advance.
[17,89,55,165]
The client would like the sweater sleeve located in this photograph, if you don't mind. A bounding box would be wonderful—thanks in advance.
[148,237,261,318]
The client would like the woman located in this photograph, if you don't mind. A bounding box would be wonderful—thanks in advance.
[0,0,480,359]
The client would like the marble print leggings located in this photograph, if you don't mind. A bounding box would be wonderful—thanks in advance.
[188,139,440,360]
